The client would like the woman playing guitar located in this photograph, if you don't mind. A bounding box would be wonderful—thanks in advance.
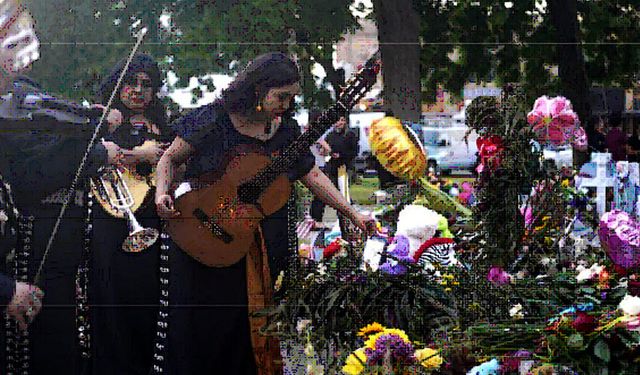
[155,52,373,374]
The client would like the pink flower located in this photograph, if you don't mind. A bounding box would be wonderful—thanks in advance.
[521,206,533,229]
[527,96,580,147]
[488,266,512,285]
[458,182,475,205]
[571,126,588,151]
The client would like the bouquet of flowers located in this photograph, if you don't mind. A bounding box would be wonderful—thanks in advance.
[342,323,444,375]
[526,95,587,150]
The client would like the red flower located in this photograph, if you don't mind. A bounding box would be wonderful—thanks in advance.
[322,239,343,259]
[628,280,640,296]
[476,136,504,174]
[571,312,598,333]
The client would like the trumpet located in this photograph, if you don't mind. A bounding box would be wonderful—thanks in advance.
[90,167,159,252]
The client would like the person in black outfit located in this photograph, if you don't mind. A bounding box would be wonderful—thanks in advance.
[0,5,156,373]
[0,68,114,375]
[627,119,640,163]
[0,4,122,373]
[154,52,373,374]
[589,115,607,152]
[87,53,171,375]
[0,0,45,336]
[310,115,358,224]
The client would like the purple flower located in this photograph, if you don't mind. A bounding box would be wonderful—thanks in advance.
[364,334,415,365]
[487,266,511,286]
[380,236,415,276]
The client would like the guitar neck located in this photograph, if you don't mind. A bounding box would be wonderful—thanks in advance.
[268,105,345,174]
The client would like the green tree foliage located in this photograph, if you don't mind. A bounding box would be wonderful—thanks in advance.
[25,0,177,100]
[172,0,361,110]
[24,0,361,111]
[418,1,640,104]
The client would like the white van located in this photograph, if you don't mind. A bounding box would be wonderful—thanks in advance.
[422,124,479,174]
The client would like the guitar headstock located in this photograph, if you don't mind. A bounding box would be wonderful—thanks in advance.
[337,51,381,111]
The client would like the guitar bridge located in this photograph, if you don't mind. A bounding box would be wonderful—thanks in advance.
[193,208,233,244]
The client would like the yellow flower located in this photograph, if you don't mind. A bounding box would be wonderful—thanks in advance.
[561,179,570,188]
[381,328,411,343]
[342,348,367,375]
[364,332,383,349]
[357,322,385,338]
[363,328,410,351]
[414,348,443,369]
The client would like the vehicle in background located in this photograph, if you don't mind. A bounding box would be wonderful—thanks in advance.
[422,124,479,174]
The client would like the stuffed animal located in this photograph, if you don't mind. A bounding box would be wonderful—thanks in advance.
[379,235,415,275]
[395,205,442,258]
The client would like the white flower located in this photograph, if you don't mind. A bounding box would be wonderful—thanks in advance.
[540,257,552,266]
[509,303,524,319]
[316,263,327,276]
[296,319,312,334]
[362,238,386,272]
[619,294,640,316]
[576,263,604,283]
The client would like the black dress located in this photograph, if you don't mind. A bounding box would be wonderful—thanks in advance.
[167,103,314,373]
[0,84,108,374]
[310,128,358,221]
[87,123,171,374]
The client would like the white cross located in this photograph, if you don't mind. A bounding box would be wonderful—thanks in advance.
[577,152,615,217]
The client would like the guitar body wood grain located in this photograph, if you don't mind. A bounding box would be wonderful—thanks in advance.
[167,151,291,267]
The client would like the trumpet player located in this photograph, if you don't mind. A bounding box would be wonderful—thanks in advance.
[87,53,172,375]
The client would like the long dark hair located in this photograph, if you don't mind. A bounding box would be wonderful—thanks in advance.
[221,52,300,117]
[98,53,168,133]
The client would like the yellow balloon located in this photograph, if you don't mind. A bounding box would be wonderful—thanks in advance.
[369,117,427,179]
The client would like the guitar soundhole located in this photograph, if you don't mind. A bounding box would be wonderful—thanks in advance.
[237,183,260,204]
[193,208,233,244]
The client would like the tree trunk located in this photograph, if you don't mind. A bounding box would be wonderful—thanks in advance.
[372,0,421,122]
[548,0,591,166]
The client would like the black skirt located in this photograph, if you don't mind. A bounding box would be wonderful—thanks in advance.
[166,243,257,374]
[88,199,160,375]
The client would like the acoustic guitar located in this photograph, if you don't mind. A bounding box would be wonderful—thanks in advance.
[166,52,381,266]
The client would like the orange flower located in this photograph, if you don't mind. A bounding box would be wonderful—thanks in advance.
[357,322,385,338]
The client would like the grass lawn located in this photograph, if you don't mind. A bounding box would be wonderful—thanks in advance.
[299,174,476,207]
[350,177,379,205]
[349,175,475,205]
